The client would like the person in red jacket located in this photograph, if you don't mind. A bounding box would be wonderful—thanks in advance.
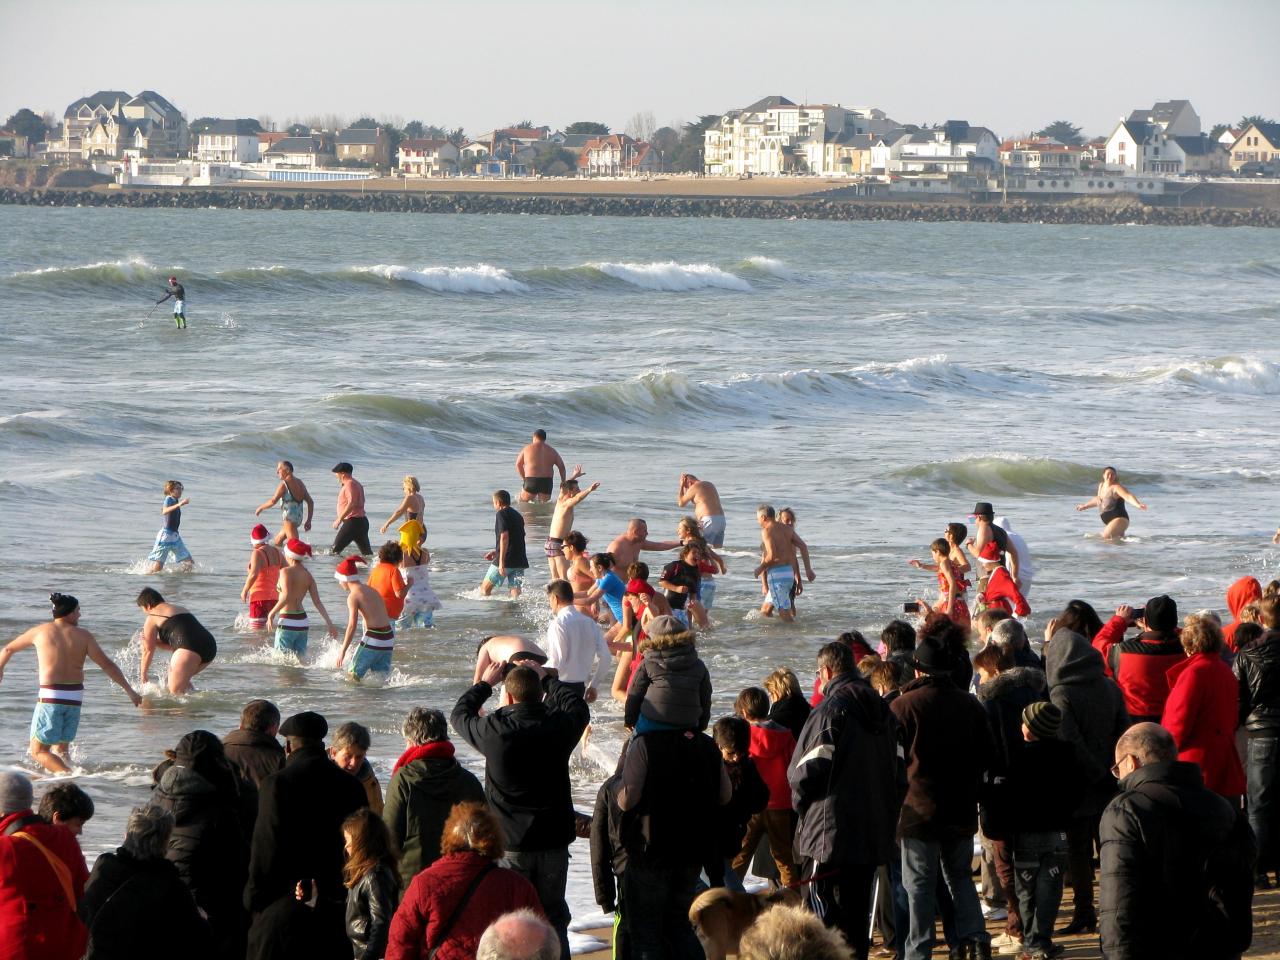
[1224,576,1263,652]
[386,801,543,960]
[1161,614,1247,801]
[730,686,799,887]
[1093,595,1186,723]
[0,771,89,960]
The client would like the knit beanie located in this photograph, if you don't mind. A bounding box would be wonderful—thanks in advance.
[1023,701,1062,740]
[0,771,34,815]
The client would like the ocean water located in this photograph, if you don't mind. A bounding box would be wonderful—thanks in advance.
[1,205,1278,943]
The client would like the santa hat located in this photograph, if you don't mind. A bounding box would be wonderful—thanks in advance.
[250,524,271,544]
[284,539,312,561]
[334,556,365,582]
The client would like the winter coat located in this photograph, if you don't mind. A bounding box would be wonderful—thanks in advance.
[80,849,212,960]
[450,677,590,853]
[223,728,286,788]
[623,635,712,730]
[590,774,630,911]
[768,690,811,740]
[385,852,543,960]
[749,721,796,810]
[1162,652,1246,798]
[890,673,994,842]
[1234,628,1280,736]
[1223,576,1262,651]
[975,666,1048,776]
[152,761,250,953]
[356,759,384,817]
[345,861,399,960]
[997,736,1086,837]
[383,741,485,888]
[244,742,369,914]
[1099,760,1255,960]
[713,757,769,861]
[1093,615,1186,722]
[0,811,89,960]
[790,670,903,866]
[1046,627,1130,818]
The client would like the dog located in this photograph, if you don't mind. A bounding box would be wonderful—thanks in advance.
[689,885,802,960]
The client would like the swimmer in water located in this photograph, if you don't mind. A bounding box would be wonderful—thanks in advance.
[255,461,314,546]
[241,524,284,630]
[515,429,568,503]
[136,587,217,695]
[334,556,396,681]
[1077,466,1147,541]
[380,475,426,538]
[545,471,597,581]
[266,539,338,655]
[0,593,141,773]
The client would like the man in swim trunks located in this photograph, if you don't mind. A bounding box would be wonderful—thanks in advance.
[605,518,683,573]
[255,461,314,546]
[241,524,284,630]
[480,489,529,599]
[678,473,727,547]
[754,504,802,623]
[0,593,141,773]
[515,429,568,502]
[136,587,217,694]
[546,470,599,580]
[267,539,338,656]
[331,461,372,556]
[156,275,187,329]
[965,501,1022,588]
[334,556,396,680]
[473,634,549,705]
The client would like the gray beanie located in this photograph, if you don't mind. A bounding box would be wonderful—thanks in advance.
[0,771,34,815]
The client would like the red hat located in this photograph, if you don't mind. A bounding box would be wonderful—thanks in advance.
[250,524,270,543]
[284,539,312,560]
[168,275,177,283]
[334,556,365,582]
[625,578,656,596]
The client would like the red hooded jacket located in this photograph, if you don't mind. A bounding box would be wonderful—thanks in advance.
[1161,652,1247,798]
[0,811,89,960]
[749,721,797,810]
[1223,576,1262,652]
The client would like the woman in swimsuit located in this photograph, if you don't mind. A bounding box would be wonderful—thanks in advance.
[136,587,217,695]
[255,461,313,546]
[381,475,426,536]
[909,537,971,628]
[1076,466,1147,541]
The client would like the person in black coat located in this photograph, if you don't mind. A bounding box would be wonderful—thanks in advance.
[151,730,250,959]
[707,716,769,889]
[244,711,368,960]
[1233,603,1280,879]
[80,805,212,960]
[764,666,811,739]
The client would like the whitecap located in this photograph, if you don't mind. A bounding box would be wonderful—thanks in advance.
[587,261,752,292]
[358,263,530,294]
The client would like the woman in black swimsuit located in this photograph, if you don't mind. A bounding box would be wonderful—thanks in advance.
[136,587,217,695]
[1076,466,1147,541]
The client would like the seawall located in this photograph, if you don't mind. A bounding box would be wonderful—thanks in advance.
[3,186,1278,227]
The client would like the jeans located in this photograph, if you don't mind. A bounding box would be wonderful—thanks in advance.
[1248,735,1280,872]
[505,847,571,959]
[332,516,371,556]
[901,834,989,960]
[1065,813,1100,923]
[803,861,877,960]
[1013,831,1067,954]
[621,860,703,960]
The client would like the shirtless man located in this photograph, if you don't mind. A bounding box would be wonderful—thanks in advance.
[964,501,1021,586]
[473,634,549,705]
[0,593,141,773]
[515,429,567,502]
[334,556,396,681]
[754,505,802,622]
[677,474,726,547]
[546,470,599,579]
[267,539,338,656]
[255,461,314,546]
[605,518,683,573]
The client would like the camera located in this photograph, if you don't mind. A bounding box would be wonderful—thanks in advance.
[903,601,921,614]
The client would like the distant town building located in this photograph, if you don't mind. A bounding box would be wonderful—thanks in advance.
[263,136,331,168]
[999,138,1090,172]
[1126,100,1201,137]
[195,119,261,163]
[894,121,1000,175]
[577,134,659,176]
[336,126,391,167]
[397,138,460,176]
[48,89,187,161]
[1102,99,1227,176]
[0,129,31,157]
[1228,122,1280,172]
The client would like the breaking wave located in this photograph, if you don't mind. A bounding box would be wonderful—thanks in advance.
[889,455,1159,497]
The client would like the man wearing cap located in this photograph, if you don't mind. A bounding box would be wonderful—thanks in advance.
[0,771,90,959]
[333,556,396,680]
[967,502,1029,618]
[0,594,141,774]
[546,467,597,580]
[543,579,610,702]
[156,274,187,328]
[331,462,371,557]
[241,524,285,631]
[245,711,368,956]
[891,617,996,960]
[267,539,338,656]
[1092,596,1187,723]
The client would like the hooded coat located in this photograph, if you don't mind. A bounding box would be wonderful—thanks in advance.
[1046,628,1130,818]
[975,665,1048,776]
[623,633,712,731]
[223,728,285,789]
[1224,577,1262,651]
[80,849,212,960]
[1162,653,1247,798]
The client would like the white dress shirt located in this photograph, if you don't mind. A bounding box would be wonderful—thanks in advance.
[544,604,610,688]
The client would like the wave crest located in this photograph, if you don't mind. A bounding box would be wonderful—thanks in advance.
[585,261,753,292]
[358,263,530,294]
[889,455,1147,496]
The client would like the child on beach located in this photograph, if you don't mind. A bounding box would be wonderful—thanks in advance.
[623,614,712,734]
[731,686,799,887]
[658,543,703,628]
[678,517,727,625]
[368,542,408,623]
[396,527,441,630]
[144,480,193,573]
[708,716,770,891]
[338,807,401,960]
[777,508,816,612]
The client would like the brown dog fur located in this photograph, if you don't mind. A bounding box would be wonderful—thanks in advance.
[689,886,802,960]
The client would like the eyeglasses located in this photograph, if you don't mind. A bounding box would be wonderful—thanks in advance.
[1111,755,1134,779]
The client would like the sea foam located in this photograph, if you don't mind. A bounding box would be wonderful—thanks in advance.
[358,263,531,294]
[586,261,753,292]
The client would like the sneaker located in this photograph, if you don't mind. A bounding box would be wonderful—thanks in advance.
[991,933,1023,954]
[981,904,1008,921]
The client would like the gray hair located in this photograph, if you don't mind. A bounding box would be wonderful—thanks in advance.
[403,707,448,746]
[122,805,174,860]
[476,909,560,960]
[990,618,1028,652]
[1116,722,1177,766]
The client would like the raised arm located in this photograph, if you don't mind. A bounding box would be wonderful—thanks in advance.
[565,481,600,509]
[162,497,189,515]
[86,635,142,706]
[676,476,696,507]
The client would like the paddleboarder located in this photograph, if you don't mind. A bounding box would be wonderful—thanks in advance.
[156,275,187,329]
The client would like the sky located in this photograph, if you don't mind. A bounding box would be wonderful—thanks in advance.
[2,0,1277,140]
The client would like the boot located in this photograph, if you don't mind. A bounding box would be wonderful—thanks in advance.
[972,939,993,960]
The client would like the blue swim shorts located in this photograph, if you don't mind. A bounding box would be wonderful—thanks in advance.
[147,529,192,565]
[30,702,82,746]
[765,566,795,612]
[484,564,525,589]
[281,501,305,525]
[699,514,727,548]
[349,642,393,679]
[697,576,717,610]
[395,609,435,630]
[274,612,309,655]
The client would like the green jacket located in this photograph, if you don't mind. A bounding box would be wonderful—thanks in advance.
[382,743,484,887]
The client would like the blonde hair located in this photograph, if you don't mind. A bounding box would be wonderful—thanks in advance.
[403,475,420,493]
[739,904,851,960]
[1181,613,1224,656]
[764,667,801,702]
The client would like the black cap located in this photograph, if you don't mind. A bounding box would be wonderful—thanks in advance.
[279,711,328,739]
[1143,595,1178,634]
[971,501,994,518]
[50,593,79,618]
[331,462,354,475]
[910,636,958,676]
